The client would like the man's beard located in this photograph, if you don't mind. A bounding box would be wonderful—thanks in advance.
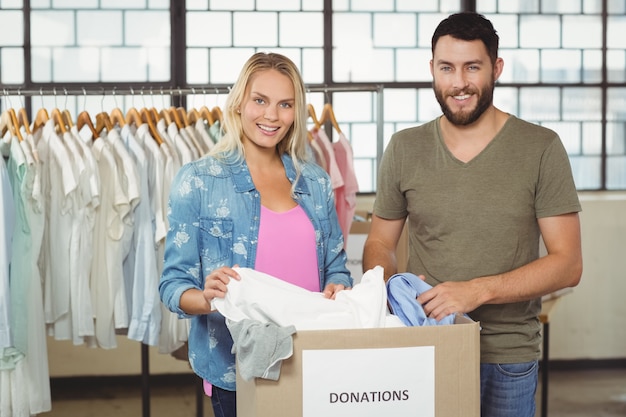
[434,80,494,126]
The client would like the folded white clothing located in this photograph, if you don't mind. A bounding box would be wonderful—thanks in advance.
[213,266,403,330]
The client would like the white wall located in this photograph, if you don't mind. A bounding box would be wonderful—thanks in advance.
[47,192,626,377]
[548,192,626,360]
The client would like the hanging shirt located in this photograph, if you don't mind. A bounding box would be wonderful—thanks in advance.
[332,132,359,247]
[311,128,343,191]
[0,153,15,349]
[39,119,78,341]
[121,125,162,346]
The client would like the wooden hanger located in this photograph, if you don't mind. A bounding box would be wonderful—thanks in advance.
[199,106,215,126]
[76,111,98,138]
[51,108,68,134]
[32,108,50,133]
[95,111,113,135]
[0,110,10,138]
[0,109,24,142]
[187,108,201,124]
[125,107,143,126]
[320,103,342,134]
[110,107,126,127]
[177,107,191,128]
[18,108,32,135]
[307,104,321,129]
[211,106,223,124]
[62,109,74,128]
[169,106,184,129]
[141,108,162,145]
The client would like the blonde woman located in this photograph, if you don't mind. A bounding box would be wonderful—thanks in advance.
[159,52,352,417]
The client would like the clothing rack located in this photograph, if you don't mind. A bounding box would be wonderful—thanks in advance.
[1,83,384,417]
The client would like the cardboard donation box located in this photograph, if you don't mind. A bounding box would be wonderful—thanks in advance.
[236,315,480,417]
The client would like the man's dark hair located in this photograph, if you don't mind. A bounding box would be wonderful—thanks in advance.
[432,12,499,64]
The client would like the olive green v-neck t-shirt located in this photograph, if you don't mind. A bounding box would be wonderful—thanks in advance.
[374,115,581,363]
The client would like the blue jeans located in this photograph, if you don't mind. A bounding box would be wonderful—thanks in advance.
[480,361,538,417]
[210,386,237,417]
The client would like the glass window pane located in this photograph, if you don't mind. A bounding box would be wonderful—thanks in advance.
[607,16,626,48]
[500,49,540,83]
[583,0,602,14]
[582,122,602,155]
[0,10,23,45]
[520,15,560,48]
[77,11,123,46]
[583,49,603,83]
[570,156,601,189]
[209,0,253,11]
[417,13,447,48]
[187,48,209,84]
[350,0,394,11]
[257,0,301,11]
[519,87,560,121]
[101,47,147,81]
[2,0,24,7]
[233,12,277,47]
[0,48,24,84]
[493,87,519,115]
[541,49,581,83]
[301,0,323,11]
[31,11,75,46]
[147,47,170,81]
[497,0,539,13]
[373,13,416,47]
[52,47,100,82]
[608,0,625,14]
[126,11,170,46]
[384,89,417,122]
[563,87,602,121]
[606,122,625,155]
[101,0,149,8]
[186,0,208,10]
[607,50,626,83]
[54,0,98,7]
[563,15,602,49]
[542,0,581,13]
[301,48,324,84]
[418,88,440,122]
[607,87,626,121]
[31,47,52,82]
[279,12,323,47]
[543,121,581,155]
[397,0,439,12]
[187,11,232,47]
[396,49,431,82]
[210,48,255,84]
[607,157,626,189]
[486,14,519,48]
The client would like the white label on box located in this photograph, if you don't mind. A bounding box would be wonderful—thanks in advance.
[302,346,435,417]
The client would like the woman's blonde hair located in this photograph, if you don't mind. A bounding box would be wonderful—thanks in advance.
[210,52,309,174]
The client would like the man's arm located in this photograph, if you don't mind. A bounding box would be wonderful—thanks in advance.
[417,212,583,321]
[362,214,407,281]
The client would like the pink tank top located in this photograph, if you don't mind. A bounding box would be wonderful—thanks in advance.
[255,205,320,292]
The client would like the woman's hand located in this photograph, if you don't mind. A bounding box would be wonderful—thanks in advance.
[203,265,241,306]
[322,283,351,300]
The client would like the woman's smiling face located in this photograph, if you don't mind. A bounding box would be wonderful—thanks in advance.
[240,68,296,153]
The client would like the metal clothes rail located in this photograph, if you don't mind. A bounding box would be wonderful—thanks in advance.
[2,83,384,417]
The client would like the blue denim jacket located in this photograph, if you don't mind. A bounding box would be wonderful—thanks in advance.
[159,152,353,390]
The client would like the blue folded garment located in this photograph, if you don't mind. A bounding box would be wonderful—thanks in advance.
[386,272,457,327]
